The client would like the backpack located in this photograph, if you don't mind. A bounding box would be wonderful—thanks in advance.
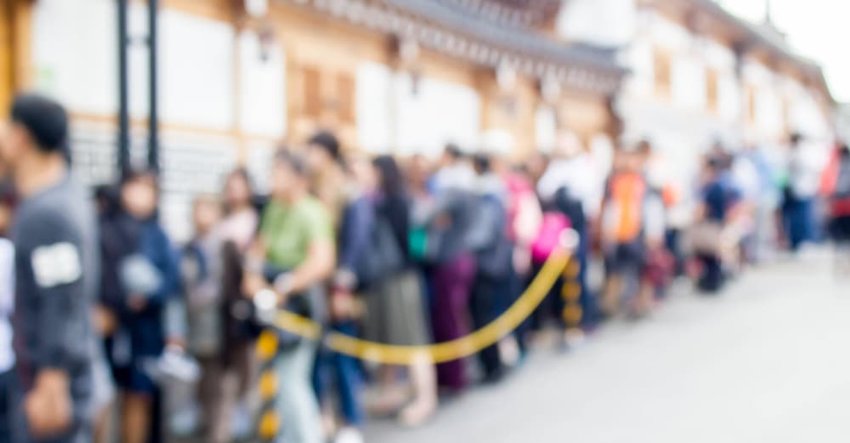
[604,172,648,244]
[472,193,513,278]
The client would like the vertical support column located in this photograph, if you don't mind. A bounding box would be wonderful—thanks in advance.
[256,329,280,443]
[0,0,12,117]
[147,0,160,172]
[561,257,583,331]
[117,0,130,178]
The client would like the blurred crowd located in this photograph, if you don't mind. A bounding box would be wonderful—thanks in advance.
[1,93,848,443]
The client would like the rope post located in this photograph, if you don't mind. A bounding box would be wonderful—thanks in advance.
[256,329,280,442]
[561,257,583,330]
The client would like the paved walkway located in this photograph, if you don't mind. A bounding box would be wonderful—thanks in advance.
[365,254,850,443]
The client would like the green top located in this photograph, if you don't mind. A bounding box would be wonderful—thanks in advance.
[260,197,334,270]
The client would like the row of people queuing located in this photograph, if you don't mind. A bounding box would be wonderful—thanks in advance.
[0,93,842,443]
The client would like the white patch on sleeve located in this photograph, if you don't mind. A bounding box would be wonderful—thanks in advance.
[31,242,82,288]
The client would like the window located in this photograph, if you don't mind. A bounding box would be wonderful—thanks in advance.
[654,48,672,98]
[302,66,322,118]
[706,68,719,113]
[336,72,355,124]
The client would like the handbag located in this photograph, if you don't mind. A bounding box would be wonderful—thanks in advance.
[689,221,723,255]
[531,212,571,265]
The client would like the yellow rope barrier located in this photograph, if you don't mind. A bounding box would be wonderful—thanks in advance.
[263,230,577,366]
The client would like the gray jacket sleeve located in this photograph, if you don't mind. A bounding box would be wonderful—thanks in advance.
[19,215,90,371]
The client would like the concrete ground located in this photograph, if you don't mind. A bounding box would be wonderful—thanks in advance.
[364,254,850,443]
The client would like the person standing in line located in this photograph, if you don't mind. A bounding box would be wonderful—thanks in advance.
[783,133,823,253]
[242,151,334,443]
[0,93,98,442]
[425,145,478,392]
[366,155,437,426]
[216,168,260,441]
[0,184,15,443]
[468,153,513,382]
[99,170,179,443]
[537,133,600,340]
[313,154,375,443]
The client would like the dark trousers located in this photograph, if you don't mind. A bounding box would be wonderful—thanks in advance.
[470,271,512,380]
[784,197,815,251]
[312,321,363,426]
[431,253,476,390]
[0,369,14,443]
[697,254,724,293]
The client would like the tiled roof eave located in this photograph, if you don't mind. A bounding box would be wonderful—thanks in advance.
[281,0,627,96]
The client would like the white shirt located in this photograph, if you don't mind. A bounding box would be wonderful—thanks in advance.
[0,238,15,372]
[537,154,603,219]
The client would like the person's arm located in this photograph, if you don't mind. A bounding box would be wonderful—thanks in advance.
[20,215,86,436]
[336,198,374,281]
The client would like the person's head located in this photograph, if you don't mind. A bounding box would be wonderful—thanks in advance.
[441,143,464,167]
[636,139,653,162]
[373,155,405,197]
[121,169,159,220]
[270,150,310,201]
[192,194,221,236]
[473,153,492,176]
[346,153,377,192]
[306,130,342,172]
[790,132,804,148]
[223,168,254,213]
[0,93,69,173]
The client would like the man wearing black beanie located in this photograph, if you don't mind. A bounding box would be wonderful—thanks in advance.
[0,93,97,443]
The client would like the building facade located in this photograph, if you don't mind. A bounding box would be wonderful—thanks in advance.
[558,0,835,184]
[2,0,626,237]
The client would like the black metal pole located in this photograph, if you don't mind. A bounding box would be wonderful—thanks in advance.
[147,0,160,172]
[117,0,130,178]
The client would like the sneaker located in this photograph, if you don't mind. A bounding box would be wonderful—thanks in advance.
[334,427,364,443]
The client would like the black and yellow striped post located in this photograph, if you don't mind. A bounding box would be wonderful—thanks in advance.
[256,328,280,442]
[561,257,583,331]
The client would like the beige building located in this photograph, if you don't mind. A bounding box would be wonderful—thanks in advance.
[2,0,626,237]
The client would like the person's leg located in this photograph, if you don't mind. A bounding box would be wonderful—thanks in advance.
[0,369,12,443]
[431,255,474,391]
[470,274,501,381]
[332,322,364,428]
[276,340,323,443]
[121,391,153,443]
[399,353,437,427]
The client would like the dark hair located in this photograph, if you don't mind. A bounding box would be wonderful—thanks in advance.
[10,93,69,153]
[274,150,309,177]
[637,139,653,155]
[307,130,342,163]
[372,155,405,197]
[444,143,464,160]
[790,132,803,145]
[473,153,491,174]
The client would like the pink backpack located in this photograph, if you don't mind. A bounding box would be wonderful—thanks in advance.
[531,212,570,265]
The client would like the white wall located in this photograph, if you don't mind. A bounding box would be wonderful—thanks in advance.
[356,62,394,153]
[394,74,481,156]
[238,31,286,138]
[556,0,637,46]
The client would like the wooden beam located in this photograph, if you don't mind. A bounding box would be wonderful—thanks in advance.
[0,0,12,117]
